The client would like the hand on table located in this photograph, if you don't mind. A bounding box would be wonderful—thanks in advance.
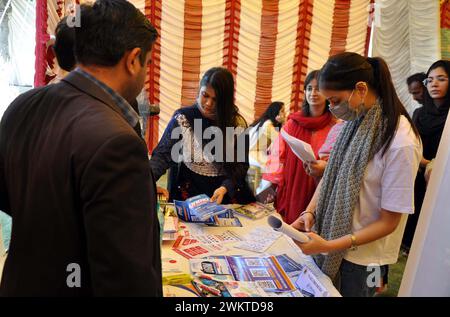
[210,186,227,204]
[157,186,169,201]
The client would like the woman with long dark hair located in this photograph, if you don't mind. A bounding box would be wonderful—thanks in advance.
[150,67,254,204]
[250,101,286,130]
[292,52,421,297]
[402,60,450,251]
[263,70,336,224]
[247,101,285,194]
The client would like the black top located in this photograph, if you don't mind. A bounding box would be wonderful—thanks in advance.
[150,105,255,204]
[413,102,450,160]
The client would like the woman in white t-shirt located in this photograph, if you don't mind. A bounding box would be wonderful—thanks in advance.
[292,52,422,297]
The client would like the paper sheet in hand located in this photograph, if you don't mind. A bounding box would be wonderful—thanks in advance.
[281,129,316,163]
[267,215,310,243]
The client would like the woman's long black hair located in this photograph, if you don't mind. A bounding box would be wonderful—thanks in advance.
[199,67,243,132]
[422,60,450,110]
[198,67,249,187]
[250,101,284,130]
[318,52,419,155]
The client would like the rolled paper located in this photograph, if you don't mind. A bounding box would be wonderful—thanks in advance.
[267,215,311,244]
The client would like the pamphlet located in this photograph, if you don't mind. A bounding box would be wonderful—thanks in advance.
[174,194,230,222]
[189,256,233,276]
[189,256,306,297]
[162,257,184,274]
[234,227,282,253]
[226,255,296,292]
[207,211,243,227]
[192,231,243,245]
[191,276,232,297]
[233,202,275,220]
[172,242,229,259]
[281,129,316,163]
[255,186,276,204]
[174,194,242,226]
[295,266,330,297]
[172,236,229,259]
[274,254,304,279]
[265,289,304,297]
[162,216,180,241]
[190,276,269,297]
[222,281,268,297]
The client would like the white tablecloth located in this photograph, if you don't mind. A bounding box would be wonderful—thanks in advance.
[161,213,341,297]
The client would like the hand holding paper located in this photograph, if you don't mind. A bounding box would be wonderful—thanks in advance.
[267,215,311,243]
[281,129,316,163]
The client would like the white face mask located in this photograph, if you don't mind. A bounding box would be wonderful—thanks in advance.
[329,90,365,121]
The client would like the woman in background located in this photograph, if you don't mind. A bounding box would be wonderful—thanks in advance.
[263,70,336,224]
[247,101,285,194]
[402,60,450,252]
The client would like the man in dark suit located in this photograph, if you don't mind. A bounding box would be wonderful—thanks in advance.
[0,0,162,296]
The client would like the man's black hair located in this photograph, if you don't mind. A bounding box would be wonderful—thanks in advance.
[75,0,158,67]
[406,72,426,86]
[53,17,76,72]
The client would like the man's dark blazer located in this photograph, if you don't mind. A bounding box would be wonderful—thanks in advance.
[0,71,162,296]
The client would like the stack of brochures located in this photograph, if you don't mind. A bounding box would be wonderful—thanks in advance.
[162,216,179,241]
[174,194,242,226]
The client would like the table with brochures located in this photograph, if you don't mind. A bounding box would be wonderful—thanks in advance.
[161,206,341,297]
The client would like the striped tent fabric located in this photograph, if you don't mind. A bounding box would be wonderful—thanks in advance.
[442,0,450,60]
[35,0,80,85]
[36,0,372,152]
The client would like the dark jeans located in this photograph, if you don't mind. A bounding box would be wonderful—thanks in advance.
[402,170,426,250]
[335,259,387,297]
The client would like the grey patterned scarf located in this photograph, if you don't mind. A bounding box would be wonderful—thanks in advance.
[313,102,386,280]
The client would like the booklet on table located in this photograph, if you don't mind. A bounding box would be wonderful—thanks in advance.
[174,194,242,226]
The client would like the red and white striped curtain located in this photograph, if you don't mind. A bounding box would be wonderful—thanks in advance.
[35,0,372,151]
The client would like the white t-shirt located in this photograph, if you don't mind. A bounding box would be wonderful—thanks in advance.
[344,115,422,266]
[248,120,278,168]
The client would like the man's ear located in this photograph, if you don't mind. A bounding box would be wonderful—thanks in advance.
[125,47,142,75]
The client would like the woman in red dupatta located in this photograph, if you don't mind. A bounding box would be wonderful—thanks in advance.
[263,70,336,224]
